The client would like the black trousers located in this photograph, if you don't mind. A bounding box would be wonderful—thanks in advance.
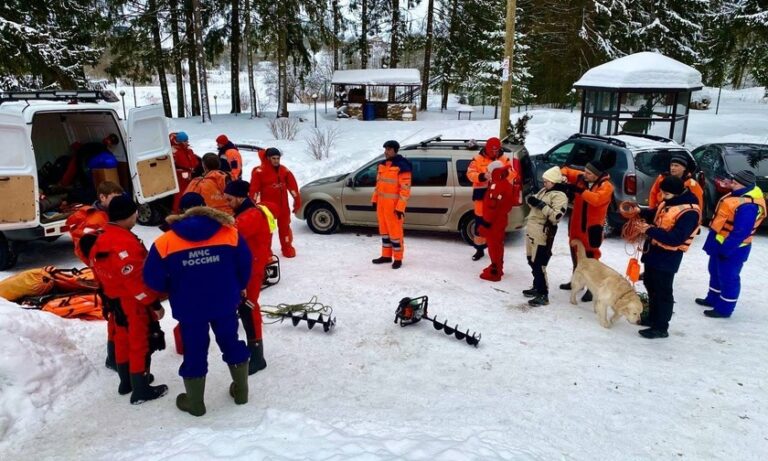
[528,228,556,295]
[643,267,676,332]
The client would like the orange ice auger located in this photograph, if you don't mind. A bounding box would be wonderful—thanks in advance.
[394,296,481,347]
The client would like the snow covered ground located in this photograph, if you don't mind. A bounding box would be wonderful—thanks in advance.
[1,88,767,460]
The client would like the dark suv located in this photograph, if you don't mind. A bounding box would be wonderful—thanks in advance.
[531,133,697,232]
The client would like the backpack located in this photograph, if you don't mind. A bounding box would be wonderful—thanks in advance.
[35,292,104,321]
[0,268,55,302]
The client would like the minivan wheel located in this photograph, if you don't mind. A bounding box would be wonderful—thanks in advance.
[137,202,164,226]
[459,213,478,246]
[0,233,19,270]
[306,203,340,234]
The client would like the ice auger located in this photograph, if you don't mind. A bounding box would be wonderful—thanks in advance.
[262,256,280,290]
[394,296,481,347]
[260,296,335,333]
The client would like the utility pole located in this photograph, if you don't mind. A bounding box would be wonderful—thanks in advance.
[498,0,516,139]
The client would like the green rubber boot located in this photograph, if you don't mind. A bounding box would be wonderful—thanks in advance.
[176,377,206,417]
[228,361,249,405]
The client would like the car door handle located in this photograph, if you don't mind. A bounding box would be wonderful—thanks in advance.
[441,193,452,197]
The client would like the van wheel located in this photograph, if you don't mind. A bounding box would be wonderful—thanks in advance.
[137,203,164,226]
[306,203,339,234]
[459,213,478,246]
[0,234,18,270]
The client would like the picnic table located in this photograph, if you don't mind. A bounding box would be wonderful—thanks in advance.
[457,105,475,120]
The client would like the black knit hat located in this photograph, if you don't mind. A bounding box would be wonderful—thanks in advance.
[585,160,605,176]
[179,192,205,210]
[669,154,689,169]
[731,169,756,187]
[224,179,250,198]
[265,147,282,158]
[108,194,137,222]
[660,175,685,195]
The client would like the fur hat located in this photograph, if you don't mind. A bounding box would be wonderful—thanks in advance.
[108,194,137,222]
[542,166,563,183]
[224,180,251,198]
[660,175,685,195]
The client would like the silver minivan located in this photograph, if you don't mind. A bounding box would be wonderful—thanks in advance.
[296,136,533,244]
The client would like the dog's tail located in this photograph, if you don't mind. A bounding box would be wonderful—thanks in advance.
[570,239,587,262]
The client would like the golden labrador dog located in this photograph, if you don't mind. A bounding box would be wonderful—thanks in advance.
[569,240,643,328]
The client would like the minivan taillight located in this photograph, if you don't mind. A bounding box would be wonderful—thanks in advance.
[624,174,637,195]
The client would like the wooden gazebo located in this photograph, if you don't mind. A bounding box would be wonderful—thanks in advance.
[573,52,703,144]
[331,69,421,121]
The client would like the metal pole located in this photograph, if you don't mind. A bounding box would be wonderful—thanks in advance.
[498,0,517,138]
[214,96,218,115]
[314,99,318,128]
[324,81,328,113]
[715,86,722,115]
[132,82,137,107]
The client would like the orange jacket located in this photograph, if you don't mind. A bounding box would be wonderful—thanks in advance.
[648,173,704,210]
[184,170,233,215]
[710,189,766,245]
[562,167,614,235]
[66,205,109,265]
[221,147,243,180]
[651,202,701,251]
[371,155,412,213]
[467,153,511,191]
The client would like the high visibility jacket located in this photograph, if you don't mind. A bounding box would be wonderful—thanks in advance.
[248,163,301,218]
[218,142,243,179]
[143,207,252,323]
[648,173,704,210]
[467,153,511,200]
[651,202,701,251]
[66,203,109,265]
[561,167,614,235]
[710,186,766,246]
[234,199,276,264]
[89,224,157,306]
[371,155,412,213]
[184,170,233,215]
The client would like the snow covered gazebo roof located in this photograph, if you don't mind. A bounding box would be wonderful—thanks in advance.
[331,69,421,86]
[573,52,703,92]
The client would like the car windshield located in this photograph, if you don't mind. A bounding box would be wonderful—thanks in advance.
[634,149,690,176]
[723,145,768,176]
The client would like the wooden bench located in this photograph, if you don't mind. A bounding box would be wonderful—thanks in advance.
[457,105,474,120]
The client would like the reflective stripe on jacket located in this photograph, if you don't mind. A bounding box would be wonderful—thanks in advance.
[371,155,412,213]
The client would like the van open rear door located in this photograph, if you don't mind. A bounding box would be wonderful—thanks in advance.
[126,105,178,204]
[0,112,39,230]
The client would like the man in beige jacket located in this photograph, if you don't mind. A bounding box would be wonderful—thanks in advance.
[523,167,569,306]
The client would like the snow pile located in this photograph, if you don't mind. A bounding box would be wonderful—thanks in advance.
[0,300,91,443]
[574,51,703,90]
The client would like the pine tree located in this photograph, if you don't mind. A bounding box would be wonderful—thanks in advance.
[631,0,707,64]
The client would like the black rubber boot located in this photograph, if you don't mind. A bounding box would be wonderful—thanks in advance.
[372,256,393,264]
[581,290,593,302]
[130,373,168,405]
[248,342,267,375]
[391,260,402,269]
[105,341,117,371]
[116,363,132,395]
[695,298,713,307]
[471,245,486,261]
[176,377,206,416]
[522,288,539,298]
[559,282,572,290]
[528,294,549,307]
[228,361,250,405]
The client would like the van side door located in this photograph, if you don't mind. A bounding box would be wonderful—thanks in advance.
[0,112,39,230]
[126,106,178,204]
[341,158,380,225]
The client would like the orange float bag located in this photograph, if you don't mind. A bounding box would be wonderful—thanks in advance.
[626,257,641,283]
[46,266,99,292]
[0,268,55,302]
[40,293,104,321]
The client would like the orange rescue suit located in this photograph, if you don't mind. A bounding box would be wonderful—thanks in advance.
[248,157,300,256]
[561,167,614,262]
[372,155,412,261]
[184,170,233,215]
[66,205,109,265]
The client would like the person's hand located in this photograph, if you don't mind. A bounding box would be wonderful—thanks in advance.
[526,196,545,209]
[572,183,587,194]
[395,211,404,220]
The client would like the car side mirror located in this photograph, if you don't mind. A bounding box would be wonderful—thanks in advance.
[346,177,355,188]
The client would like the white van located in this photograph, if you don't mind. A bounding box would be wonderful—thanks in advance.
[0,90,178,269]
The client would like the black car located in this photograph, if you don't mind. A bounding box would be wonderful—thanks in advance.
[692,143,768,223]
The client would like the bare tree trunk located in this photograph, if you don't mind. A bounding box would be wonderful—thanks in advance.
[420,0,434,111]
[441,0,459,111]
[185,0,200,116]
[277,26,289,117]
[388,0,400,101]
[193,0,211,122]
[332,0,340,70]
[169,0,185,117]
[230,0,241,113]
[244,0,257,117]
[149,0,173,117]
[360,0,368,68]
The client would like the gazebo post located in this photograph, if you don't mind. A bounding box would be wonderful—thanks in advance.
[670,92,679,141]
[614,91,622,135]
[580,91,587,133]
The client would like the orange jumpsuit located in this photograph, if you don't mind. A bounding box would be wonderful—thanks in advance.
[467,153,512,246]
[479,167,515,281]
[170,135,201,212]
[249,158,300,257]
[371,155,412,261]
[561,167,614,266]
[184,170,233,215]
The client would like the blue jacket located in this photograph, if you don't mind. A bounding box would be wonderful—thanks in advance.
[703,185,761,257]
[640,190,700,273]
[143,207,252,323]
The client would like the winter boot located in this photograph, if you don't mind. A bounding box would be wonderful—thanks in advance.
[228,361,250,405]
[703,309,730,318]
[116,363,132,395]
[105,341,117,371]
[371,256,393,264]
[522,288,539,298]
[581,290,593,302]
[528,294,549,307]
[176,377,206,417]
[479,265,502,282]
[695,298,713,307]
[282,246,296,258]
[559,282,572,290]
[638,328,669,339]
[248,341,267,375]
[471,245,486,261]
[391,260,402,269]
[129,373,168,405]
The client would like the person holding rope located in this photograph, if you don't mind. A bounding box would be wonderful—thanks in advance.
[624,176,701,339]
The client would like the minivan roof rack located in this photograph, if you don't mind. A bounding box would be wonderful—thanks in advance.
[569,133,627,148]
[615,132,673,143]
[417,135,443,147]
[0,89,120,105]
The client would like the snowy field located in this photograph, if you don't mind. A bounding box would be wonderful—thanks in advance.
[1,87,767,460]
